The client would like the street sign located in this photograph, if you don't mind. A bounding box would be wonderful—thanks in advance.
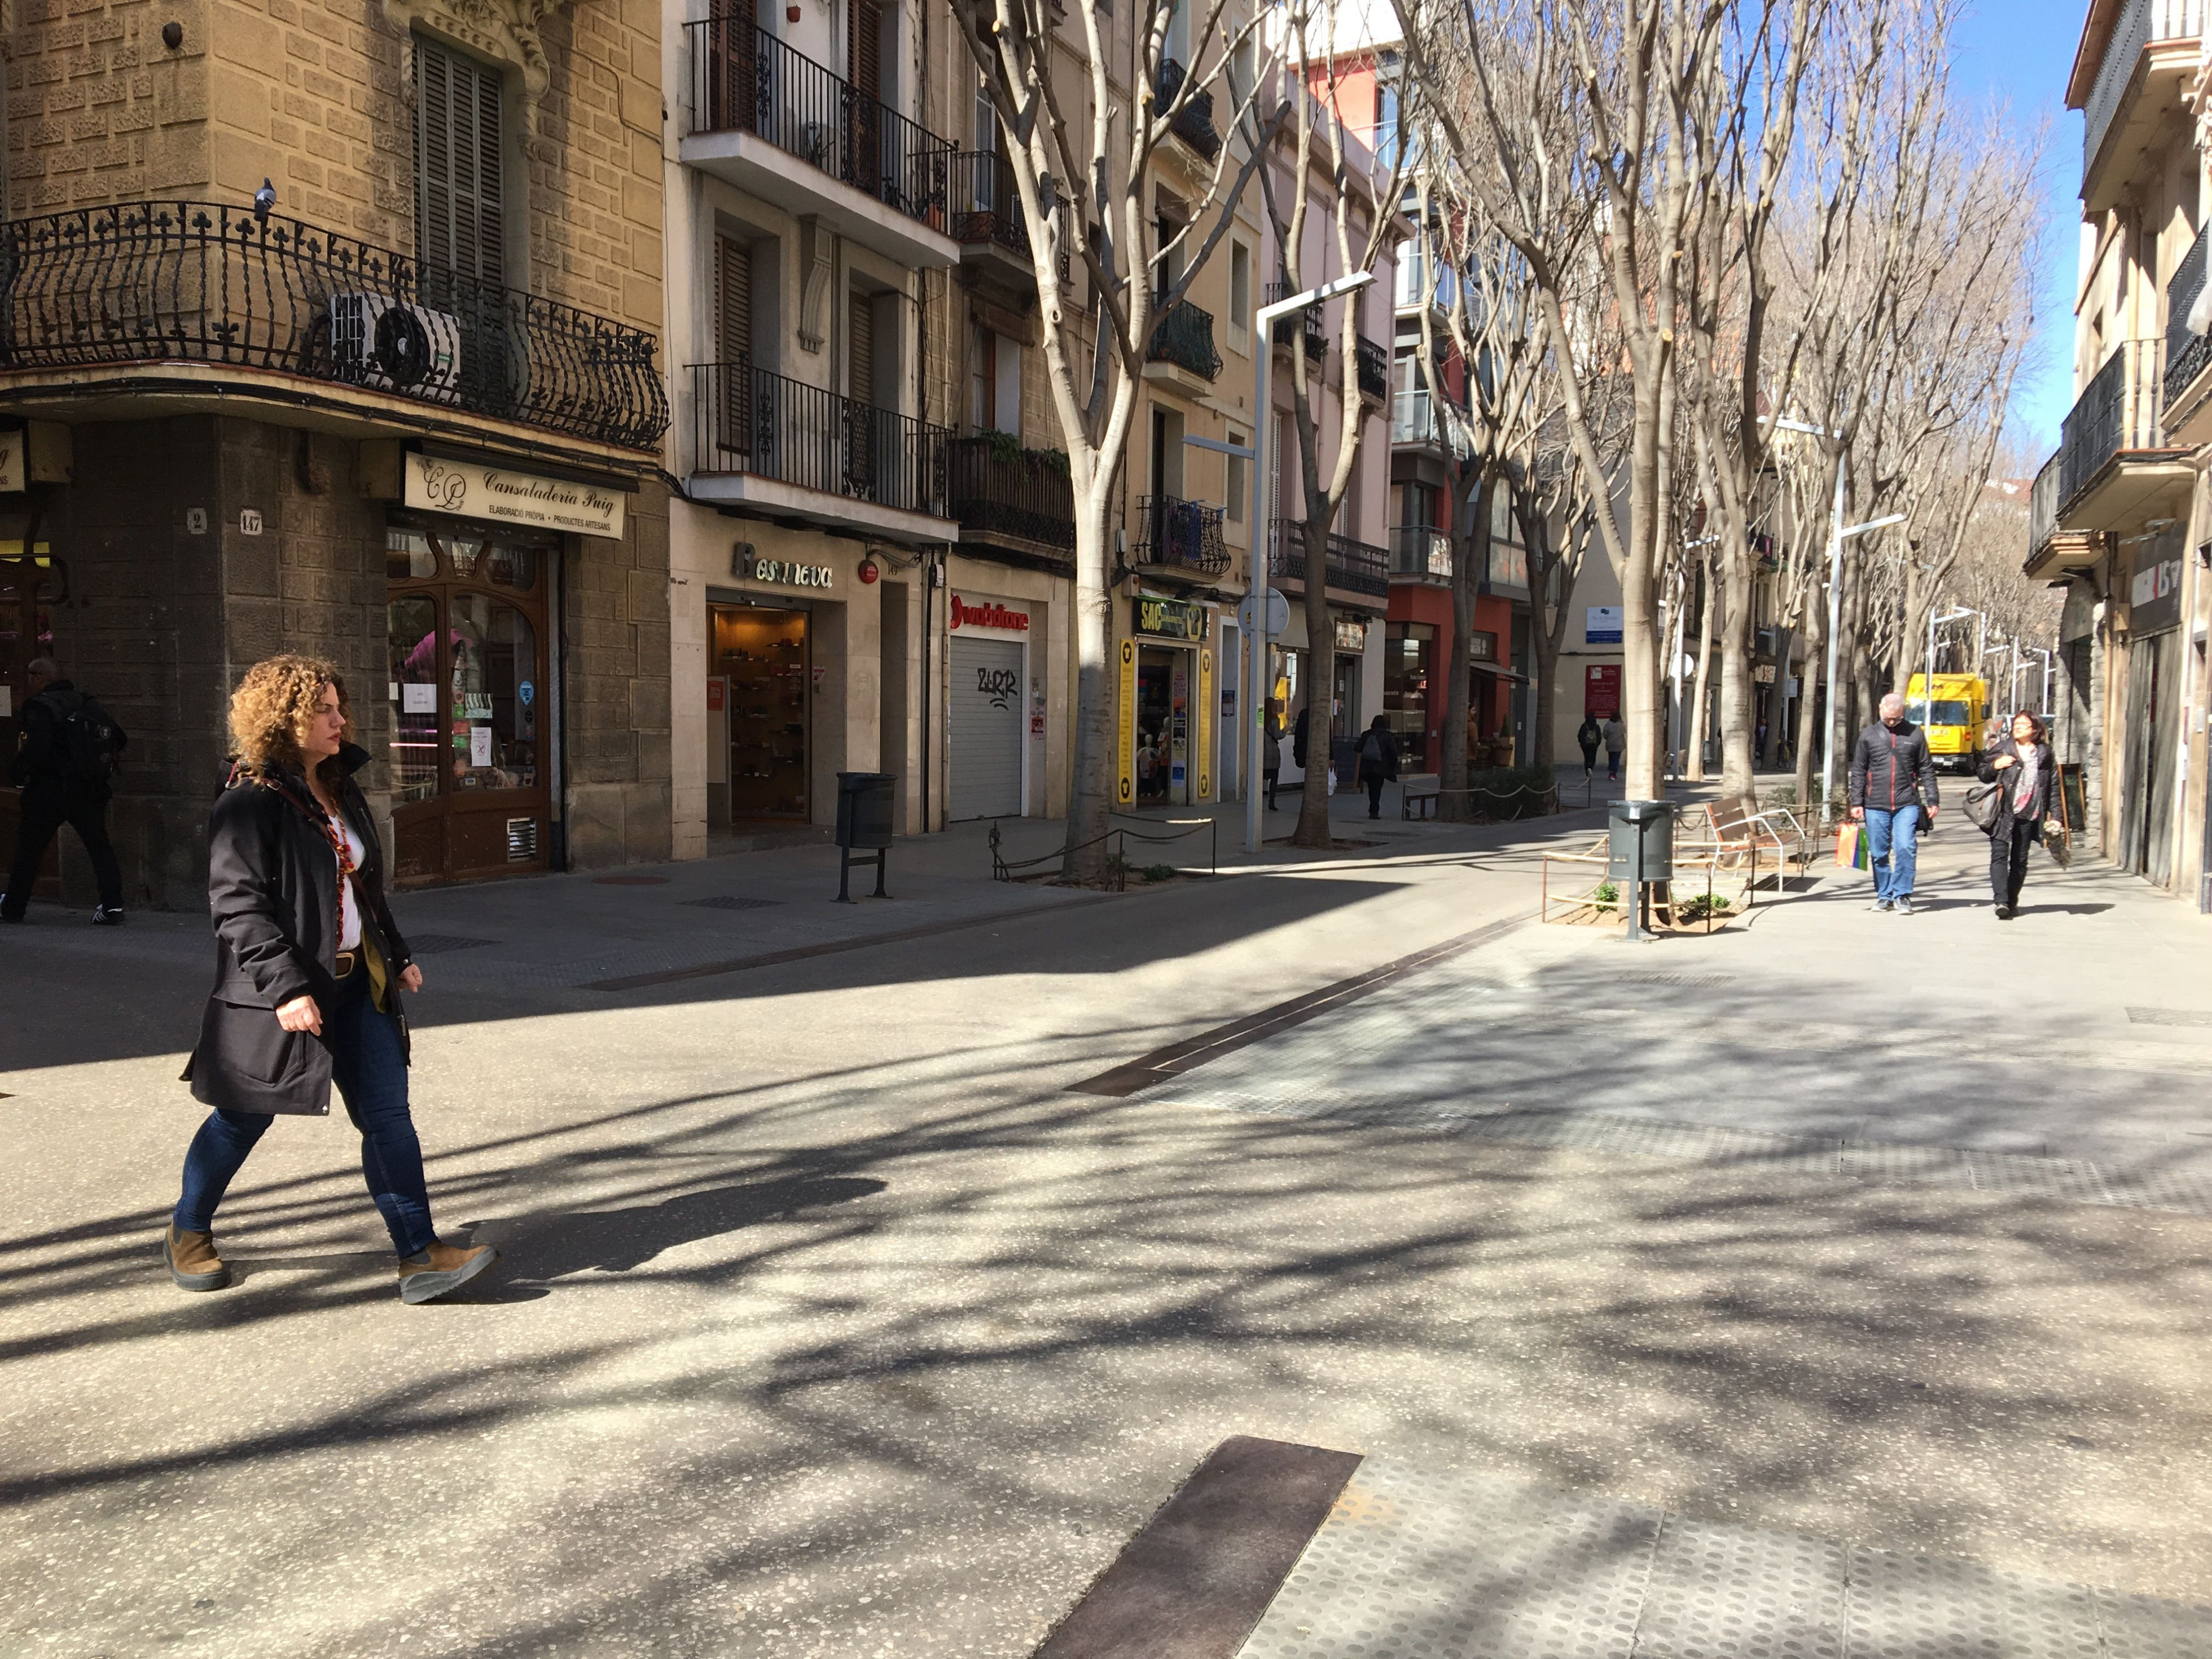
[1237,590,1290,639]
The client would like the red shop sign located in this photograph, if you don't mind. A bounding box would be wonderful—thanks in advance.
[1585,664,1622,717]
[950,595,1030,632]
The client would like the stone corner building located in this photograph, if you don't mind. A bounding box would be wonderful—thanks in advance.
[0,0,672,908]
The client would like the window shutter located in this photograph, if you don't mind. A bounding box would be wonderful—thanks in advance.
[848,0,881,100]
[415,37,504,287]
[717,237,752,366]
[848,290,875,407]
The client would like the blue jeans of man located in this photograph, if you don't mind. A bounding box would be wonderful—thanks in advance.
[1864,804,1922,903]
[173,966,434,1258]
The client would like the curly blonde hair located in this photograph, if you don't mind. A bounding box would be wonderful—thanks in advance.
[229,654,353,779]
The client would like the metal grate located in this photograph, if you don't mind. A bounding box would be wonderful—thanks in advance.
[405,934,497,954]
[2126,1007,2212,1027]
[505,816,538,862]
[683,895,784,912]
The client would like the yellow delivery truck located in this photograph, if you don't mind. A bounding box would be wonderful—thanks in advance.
[1906,672,1987,772]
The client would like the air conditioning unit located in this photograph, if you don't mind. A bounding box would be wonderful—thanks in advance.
[330,292,462,401]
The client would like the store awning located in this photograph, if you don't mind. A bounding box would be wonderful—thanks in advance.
[1470,661,1532,685]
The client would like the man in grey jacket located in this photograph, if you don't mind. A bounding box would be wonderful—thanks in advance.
[1849,691,1939,915]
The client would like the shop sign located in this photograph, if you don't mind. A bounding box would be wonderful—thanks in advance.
[405,453,626,538]
[1116,639,1138,805]
[0,431,22,493]
[1585,606,1623,645]
[741,554,836,589]
[951,595,1030,632]
[1469,630,1496,662]
[2128,528,2185,637]
[1333,617,1369,653]
[1585,664,1622,717]
[1135,593,1208,641]
[1754,663,1777,685]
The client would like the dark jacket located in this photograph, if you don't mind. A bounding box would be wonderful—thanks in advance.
[1848,718,1939,813]
[1975,737,2054,832]
[1577,717,1602,751]
[182,743,414,1117]
[7,680,126,792]
[1355,726,1401,781]
[1292,707,1310,770]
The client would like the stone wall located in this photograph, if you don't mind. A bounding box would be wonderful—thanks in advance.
[562,476,670,867]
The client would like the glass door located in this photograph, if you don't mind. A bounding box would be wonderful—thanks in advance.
[711,604,810,821]
[385,523,552,885]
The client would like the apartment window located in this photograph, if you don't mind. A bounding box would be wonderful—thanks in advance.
[1227,429,1247,523]
[1230,243,1251,338]
[414,35,505,285]
[971,324,994,429]
[718,236,752,367]
[849,285,877,406]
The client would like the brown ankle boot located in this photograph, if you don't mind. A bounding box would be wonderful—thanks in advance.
[164,1225,229,1291]
[397,1240,499,1305]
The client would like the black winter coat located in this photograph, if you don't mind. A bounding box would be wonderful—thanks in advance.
[7,679,126,792]
[182,743,415,1117]
[1355,727,1401,781]
[1848,719,1939,813]
[1975,737,2055,833]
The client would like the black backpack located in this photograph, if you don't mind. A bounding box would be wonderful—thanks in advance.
[44,688,123,786]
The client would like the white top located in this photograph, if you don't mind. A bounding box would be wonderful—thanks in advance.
[335,814,364,951]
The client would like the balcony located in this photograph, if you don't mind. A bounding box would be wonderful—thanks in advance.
[683,19,957,268]
[946,434,1074,561]
[2077,0,2203,208]
[0,200,667,452]
[2026,336,2190,570]
[688,361,952,541]
[1390,388,1470,456]
[1265,282,1328,366]
[1156,60,1223,161]
[1356,335,1390,404]
[1146,300,1223,384]
[1135,493,1230,578]
[1269,518,1390,606]
[1390,523,1453,580]
[2164,223,2212,432]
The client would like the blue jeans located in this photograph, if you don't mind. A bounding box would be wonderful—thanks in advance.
[174,967,434,1258]
[1864,805,1921,902]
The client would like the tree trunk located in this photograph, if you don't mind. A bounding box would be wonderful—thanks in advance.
[1762,623,1792,771]
[1714,550,1756,815]
[1685,555,1718,782]
[1291,515,1337,847]
[1619,372,1674,802]
[1794,600,1822,811]
[1060,480,1117,884]
[1439,462,1481,817]
[1522,509,1567,794]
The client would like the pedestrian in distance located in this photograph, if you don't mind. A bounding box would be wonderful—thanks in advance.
[1356,714,1400,820]
[165,654,497,1305]
[1576,712,1601,778]
[1601,714,1625,781]
[1264,700,1284,810]
[1849,690,1939,916]
[1978,711,2055,920]
[2,656,127,925]
[1756,716,1769,765]
[1292,703,1310,776]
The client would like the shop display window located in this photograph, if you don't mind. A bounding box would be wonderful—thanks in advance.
[712,605,810,820]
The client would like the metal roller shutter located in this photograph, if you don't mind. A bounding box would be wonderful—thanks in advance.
[950,635,1025,820]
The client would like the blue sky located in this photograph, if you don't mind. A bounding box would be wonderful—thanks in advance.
[1950,0,2085,458]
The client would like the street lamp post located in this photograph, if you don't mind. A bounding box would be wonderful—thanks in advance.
[1245,269,1376,855]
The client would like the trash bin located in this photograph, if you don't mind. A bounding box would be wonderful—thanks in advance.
[1606,798,1676,883]
[834,771,896,901]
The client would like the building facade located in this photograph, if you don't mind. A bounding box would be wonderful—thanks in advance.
[2027,0,2212,910]
[0,0,672,907]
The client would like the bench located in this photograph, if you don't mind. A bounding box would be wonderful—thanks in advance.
[1400,773,1442,820]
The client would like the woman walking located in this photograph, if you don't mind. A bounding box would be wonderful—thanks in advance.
[1355,714,1401,820]
[164,655,497,1303]
[1576,713,1601,779]
[1978,710,2055,921]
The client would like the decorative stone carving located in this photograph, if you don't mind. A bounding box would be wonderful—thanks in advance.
[384,0,576,127]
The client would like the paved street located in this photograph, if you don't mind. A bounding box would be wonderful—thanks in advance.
[4,806,2211,1656]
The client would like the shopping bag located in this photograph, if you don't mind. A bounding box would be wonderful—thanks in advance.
[1834,824,1868,870]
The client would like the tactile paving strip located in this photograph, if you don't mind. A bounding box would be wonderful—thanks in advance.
[1844,1543,2102,1658]
[1636,1514,1845,1659]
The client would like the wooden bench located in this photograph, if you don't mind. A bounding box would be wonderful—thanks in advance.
[1400,773,1442,820]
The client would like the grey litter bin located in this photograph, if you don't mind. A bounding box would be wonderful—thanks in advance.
[834,771,896,901]
[1607,798,1675,941]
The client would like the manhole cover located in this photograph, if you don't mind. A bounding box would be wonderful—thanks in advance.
[406,935,497,954]
[2126,1007,2212,1027]
[684,895,783,911]
[591,874,670,886]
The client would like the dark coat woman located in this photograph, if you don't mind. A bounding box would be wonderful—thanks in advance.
[166,654,497,1305]
[1976,712,2056,920]
[1576,714,1602,778]
[1355,715,1401,820]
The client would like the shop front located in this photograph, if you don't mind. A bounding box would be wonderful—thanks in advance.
[947,592,1031,821]
[2117,528,2188,886]
[1119,592,1217,807]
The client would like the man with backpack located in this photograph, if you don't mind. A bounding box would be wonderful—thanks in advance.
[4,656,127,924]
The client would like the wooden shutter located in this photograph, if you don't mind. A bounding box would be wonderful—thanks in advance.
[717,237,752,366]
[848,290,875,407]
[848,0,881,99]
[415,37,504,286]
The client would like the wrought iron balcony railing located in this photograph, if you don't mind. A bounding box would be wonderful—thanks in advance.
[2167,223,2211,408]
[947,434,1074,551]
[688,18,951,230]
[1355,335,1389,403]
[1146,300,1222,380]
[0,200,669,450]
[950,150,1027,255]
[2083,0,2203,174]
[691,361,950,516]
[1390,523,1452,578]
[1156,60,1222,161]
[1264,282,1327,363]
[2030,449,2060,555]
[1269,518,1390,598]
[1135,493,1229,576]
[2056,336,2167,513]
